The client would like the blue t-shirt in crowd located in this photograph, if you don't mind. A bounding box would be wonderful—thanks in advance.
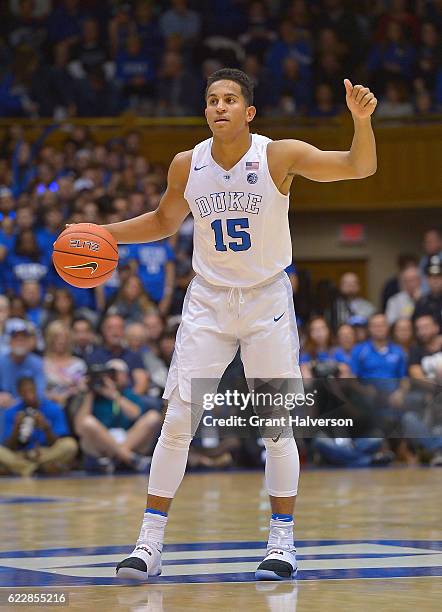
[101,244,134,302]
[300,350,333,364]
[86,346,144,374]
[2,398,69,450]
[36,227,58,255]
[93,388,145,430]
[26,305,45,328]
[0,352,46,400]
[116,52,155,85]
[350,340,407,392]
[5,253,51,294]
[0,229,15,253]
[129,240,175,302]
[330,347,352,367]
[48,266,96,310]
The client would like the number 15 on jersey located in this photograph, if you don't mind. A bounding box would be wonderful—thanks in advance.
[211,218,251,252]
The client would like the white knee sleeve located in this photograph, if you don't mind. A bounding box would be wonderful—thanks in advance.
[158,394,194,451]
[263,435,299,497]
[148,387,203,498]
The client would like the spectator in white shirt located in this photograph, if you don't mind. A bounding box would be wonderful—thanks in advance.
[386,265,424,325]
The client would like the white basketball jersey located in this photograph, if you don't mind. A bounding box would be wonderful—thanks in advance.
[184,133,292,287]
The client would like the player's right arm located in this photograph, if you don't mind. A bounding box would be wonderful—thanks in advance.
[102,151,192,244]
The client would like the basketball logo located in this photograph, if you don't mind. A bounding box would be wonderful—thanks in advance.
[247,172,258,184]
[52,223,118,288]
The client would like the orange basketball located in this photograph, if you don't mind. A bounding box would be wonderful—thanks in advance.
[52,223,118,288]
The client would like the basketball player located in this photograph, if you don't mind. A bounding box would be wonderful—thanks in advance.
[99,69,377,581]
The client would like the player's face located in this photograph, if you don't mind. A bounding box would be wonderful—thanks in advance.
[205,80,256,138]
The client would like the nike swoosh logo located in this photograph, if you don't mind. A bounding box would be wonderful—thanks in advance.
[194,165,208,171]
[272,431,283,443]
[64,262,98,275]
[274,313,285,322]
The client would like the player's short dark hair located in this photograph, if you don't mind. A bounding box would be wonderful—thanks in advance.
[206,68,254,106]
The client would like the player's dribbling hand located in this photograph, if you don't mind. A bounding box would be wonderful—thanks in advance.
[344,79,377,119]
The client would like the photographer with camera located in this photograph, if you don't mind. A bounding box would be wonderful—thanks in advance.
[74,359,162,473]
[0,377,78,477]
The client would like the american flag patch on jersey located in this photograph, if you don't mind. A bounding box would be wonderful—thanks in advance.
[246,161,259,170]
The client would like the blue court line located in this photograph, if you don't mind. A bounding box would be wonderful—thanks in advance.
[2,565,442,587]
[1,540,441,559]
[70,552,433,569]
[0,497,78,505]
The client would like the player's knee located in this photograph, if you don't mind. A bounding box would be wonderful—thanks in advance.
[263,434,298,458]
[158,393,194,451]
[159,429,192,451]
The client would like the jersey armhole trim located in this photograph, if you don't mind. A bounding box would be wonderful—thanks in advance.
[265,141,291,200]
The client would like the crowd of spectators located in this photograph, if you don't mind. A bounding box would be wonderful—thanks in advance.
[0,121,441,477]
[0,0,441,119]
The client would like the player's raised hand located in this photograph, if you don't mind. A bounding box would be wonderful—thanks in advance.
[344,79,377,119]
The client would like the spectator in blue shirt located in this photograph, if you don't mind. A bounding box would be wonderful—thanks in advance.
[309,83,340,118]
[332,323,356,368]
[20,280,44,328]
[270,56,312,114]
[367,22,416,87]
[266,20,313,83]
[5,229,50,295]
[129,240,176,315]
[134,0,163,67]
[116,35,155,102]
[159,0,201,47]
[0,377,77,477]
[351,313,408,400]
[0,318,46,409]
[36,206,63,255]
[86,314,149,396]
[46,0,84,45]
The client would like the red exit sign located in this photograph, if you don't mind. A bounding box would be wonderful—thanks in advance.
[339,224,366,244]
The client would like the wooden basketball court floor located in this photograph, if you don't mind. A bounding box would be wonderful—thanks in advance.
[0,467,441,611]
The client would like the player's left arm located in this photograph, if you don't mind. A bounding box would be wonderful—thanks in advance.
[273,80,378,182]
[158,260,176,316]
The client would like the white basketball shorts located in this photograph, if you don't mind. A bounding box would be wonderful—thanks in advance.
[163,271,302,403]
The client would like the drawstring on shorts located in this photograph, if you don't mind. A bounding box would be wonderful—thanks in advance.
[227,287,245,317]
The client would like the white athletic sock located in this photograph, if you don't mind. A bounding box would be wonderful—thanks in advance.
[267,513,295,552]
[137,509,168,551]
